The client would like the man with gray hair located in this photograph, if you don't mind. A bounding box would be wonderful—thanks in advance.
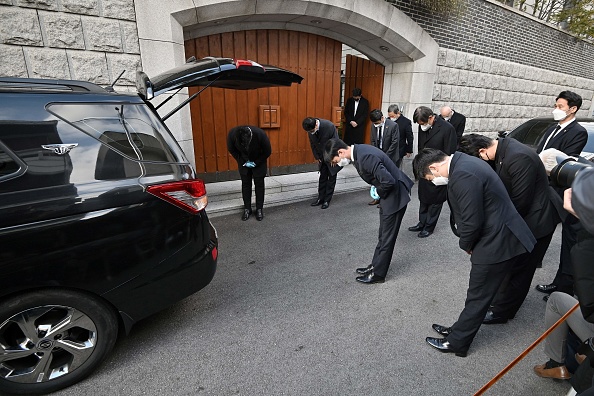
[440,105,466,146]
[387,104,413,168]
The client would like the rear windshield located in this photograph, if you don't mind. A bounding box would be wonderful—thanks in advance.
[580,122,594,153]
[47,103,186,164]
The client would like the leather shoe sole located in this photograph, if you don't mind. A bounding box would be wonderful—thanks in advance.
[432,323,452,336]
[418,230,432,238]
[483,310,508,325]
[408,225,423,232]
[355,265,373,275]
[533,363,571,379]
[426,337,467,357]
[535,284,557,294]
[355,273,385,284]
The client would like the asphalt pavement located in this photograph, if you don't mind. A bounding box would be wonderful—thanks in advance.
[54,185,571,396]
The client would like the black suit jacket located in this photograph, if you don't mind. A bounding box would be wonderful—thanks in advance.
[536,119,588,156]
[344,96,369,139]
[395,115,413,159]
[417,116,458,204]
[308,119,342,176]
[494,138,558,238]
[352,144,413,215]
[445,111,466,143]
[370,118,400,165]
[227,126,271,178]
[448,152,536,264]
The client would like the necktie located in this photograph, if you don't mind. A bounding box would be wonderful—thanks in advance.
[378,126,383,149]
[544,125,562,150]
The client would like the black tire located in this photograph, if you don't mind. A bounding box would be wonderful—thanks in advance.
[0,289,118,395]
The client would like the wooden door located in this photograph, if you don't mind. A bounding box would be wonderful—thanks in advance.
[184,30,342,179]
[344,54,385,144]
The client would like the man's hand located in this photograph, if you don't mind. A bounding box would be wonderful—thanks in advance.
[350,121,358,127]
[564,188,578,218]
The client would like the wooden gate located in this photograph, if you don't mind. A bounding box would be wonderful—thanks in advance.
[184,30,342,179]
[344,54,385,144]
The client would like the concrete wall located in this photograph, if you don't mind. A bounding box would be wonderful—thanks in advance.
[0,0,140,89]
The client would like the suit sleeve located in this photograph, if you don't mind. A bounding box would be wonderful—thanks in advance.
[505,154,537,217]
[386,124,400,160]
[370,125,377,147]
[443,125,458,155]
[405,121,414,153]
[253,130,272,166]
[366,154,396,199]
[308,134,320,161]
[345,99,354,123]
[355,99,369,126]
[449,172,484,252]
[227,131,242,163]
[456,115,466,141]
[563,129,588,157]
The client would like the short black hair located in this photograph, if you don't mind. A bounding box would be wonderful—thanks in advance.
[557,91,582,110]
[302,117,316,132]
[458,133,494,157]
[369,109,383,122]
[324,138,348,164]
[352,88,362,97]
[413,148,448,179]
[412,106,434,124]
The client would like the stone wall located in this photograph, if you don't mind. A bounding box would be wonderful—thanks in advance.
[0,0,140,89]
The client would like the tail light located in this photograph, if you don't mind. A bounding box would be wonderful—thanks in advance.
[147,180,208,214]
[235,59,265,73]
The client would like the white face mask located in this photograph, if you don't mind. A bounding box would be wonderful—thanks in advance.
[420,123,431,132]
[430,162,448,185]
[337,158,351,167]
[552,108,568,121]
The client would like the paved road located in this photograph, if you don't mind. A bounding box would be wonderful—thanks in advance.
[55,186,571,396]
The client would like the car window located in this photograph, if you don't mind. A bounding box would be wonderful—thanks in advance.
[47,103,186,164]
[0,143,23,181]
[509,120,555,148]
[580,123,594,153]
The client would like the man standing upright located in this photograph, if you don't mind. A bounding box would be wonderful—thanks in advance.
[368,109,400,205]
[325,139,413,284]
[440,105,466,146]
[459,134,558,323]
[387,104,413,168]
[343,88,369,145]
[408,106,457,238]
[414,148,535,357]
[534,91,588,299]
[302,117,342,209]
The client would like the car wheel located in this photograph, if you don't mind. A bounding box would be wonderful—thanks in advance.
[0,289,118,395]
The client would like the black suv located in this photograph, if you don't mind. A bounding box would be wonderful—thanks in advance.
[0,57,301,395]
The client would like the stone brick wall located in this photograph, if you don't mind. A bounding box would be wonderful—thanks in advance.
[389,0,594,134]
[0,0,140,89]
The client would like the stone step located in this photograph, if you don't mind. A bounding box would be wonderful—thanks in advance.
[205,165,369,218]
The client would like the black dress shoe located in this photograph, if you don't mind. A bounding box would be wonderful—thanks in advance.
[432,323,452,336]
[356,265,373,275]
[418,230,432,238]
[483,310,508,325]
[355,273,385,284]
[408,224,423,232]
[311,199,322,206]
[256,209,263,221]
[536,284,557,294]
[321,202,330,209]
[368,199,380,205]
[426,337,467,357]
[543,295,549,302]
[241,209,251,221]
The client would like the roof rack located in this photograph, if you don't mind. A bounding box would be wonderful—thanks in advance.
[0,77,108,93]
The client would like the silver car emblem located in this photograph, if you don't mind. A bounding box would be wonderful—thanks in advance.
[41,143,78,155]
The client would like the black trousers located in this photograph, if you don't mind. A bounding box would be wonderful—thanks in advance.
[491,232,555,318]
[240,172,265,210]
[418,202,443,232]
[446,255,520,353]
[317,163,337,203]
[370,205,407,278]
[552,215,582,294]
[344,126,364,145]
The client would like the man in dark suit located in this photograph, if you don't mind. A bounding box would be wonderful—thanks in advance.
[387,104,413,168]
[408,106,457,238]
[227,125,272,221]
[413,148,536,357]
[368,109,400,205]
[302,117,342,209]
[534,90,588,299]
[459,134,558,323]
[440,106,466,146]
[325,139,413,284]
[343,88,369,145]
